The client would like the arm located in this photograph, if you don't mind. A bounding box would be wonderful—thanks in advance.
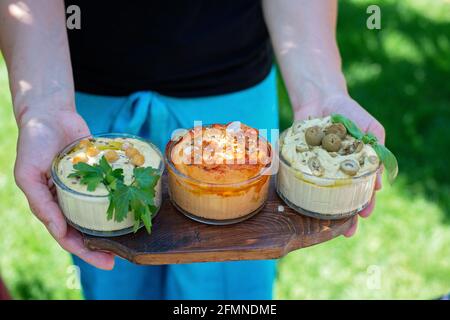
[0,0,113,269]
[263,0,384,235]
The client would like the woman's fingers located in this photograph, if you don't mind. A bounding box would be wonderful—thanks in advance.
[344,215,358,237]
[15,167,115,270]
[359,195,376,218]
[344,194,377,237]
[375,173,382,190]
[59,227,115,270]
[15,167,67,239]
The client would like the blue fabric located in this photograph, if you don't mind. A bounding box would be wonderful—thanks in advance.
[73,67,279,300]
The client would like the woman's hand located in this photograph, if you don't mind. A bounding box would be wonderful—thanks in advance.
[14,109,115,270]
[264,0,384,237]
[293,94,385,237]
[1,0,114,269]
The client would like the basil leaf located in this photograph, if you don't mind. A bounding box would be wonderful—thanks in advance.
[331,113,398,184]
[362,132,378,145]
[331,113,364,139]
[372,144,399,184]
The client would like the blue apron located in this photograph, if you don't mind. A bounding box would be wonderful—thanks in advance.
[72,67,279,299]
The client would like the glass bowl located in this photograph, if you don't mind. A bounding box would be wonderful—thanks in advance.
[276,130,380,220]
[51,133,164,236]
[165,125,273,225]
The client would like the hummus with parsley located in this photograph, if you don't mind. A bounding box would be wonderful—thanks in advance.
[53,136,163,234]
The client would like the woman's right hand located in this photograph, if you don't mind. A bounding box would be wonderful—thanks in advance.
[14,108,115,270]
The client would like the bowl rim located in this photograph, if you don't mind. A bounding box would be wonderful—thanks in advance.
[51,133,165,198]
[164,123,274,187]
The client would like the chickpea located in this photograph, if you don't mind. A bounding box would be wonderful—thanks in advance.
[78,139,92,149]
[104,150,119,163]
[125,147,139,158]
[131,153,145,166]
[86,146,100,157]
[72,153,88,164]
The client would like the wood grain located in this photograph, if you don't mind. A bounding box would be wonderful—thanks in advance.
[84,175,353,265]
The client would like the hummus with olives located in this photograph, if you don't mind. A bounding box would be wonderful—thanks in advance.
[53,136,163,234]
[166,122,272,223]
[277,116,379,217]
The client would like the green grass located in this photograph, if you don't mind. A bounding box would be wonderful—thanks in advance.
[0,55,81,299]
[1,0,449,299]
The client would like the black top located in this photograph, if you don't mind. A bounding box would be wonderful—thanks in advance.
[65,0,273,97]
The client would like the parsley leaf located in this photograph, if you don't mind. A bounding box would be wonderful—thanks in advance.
[67,155,160,233]
[134,167,160,189]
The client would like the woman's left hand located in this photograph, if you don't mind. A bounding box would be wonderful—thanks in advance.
[293,94,385,237]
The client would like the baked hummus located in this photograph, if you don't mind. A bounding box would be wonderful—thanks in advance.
[166,122,272,223]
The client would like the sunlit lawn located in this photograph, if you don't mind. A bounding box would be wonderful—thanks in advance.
[0,0,449,299]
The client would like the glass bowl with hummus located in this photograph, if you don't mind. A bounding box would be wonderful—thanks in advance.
[277,115,397,219]
[165,122,273,225]
[51,133,164,236]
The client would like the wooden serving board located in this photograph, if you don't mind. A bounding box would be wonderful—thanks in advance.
[83,175,352,265]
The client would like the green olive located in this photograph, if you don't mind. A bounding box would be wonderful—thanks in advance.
[326,123,347,139]
[322,133,342,152]
[305,126,324,146]
[340,159,360,176]
[308,156,324,176]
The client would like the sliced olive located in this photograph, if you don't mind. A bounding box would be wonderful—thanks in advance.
[339,143,353,155]
[295,144,309,153]
[326,123,347,139]
[308,156,324,176]
[338,140,363,155]
[340,159,360,176]
[368,155,379,165]
[354,140,364,153]
[329,152,338,158]
[322,133,341,152]
[358,152,366,166]
[292,121,304,133]
[305,126,325,146]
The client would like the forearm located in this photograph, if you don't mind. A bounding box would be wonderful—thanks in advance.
[263,0,347,110]
[0,0,74,125]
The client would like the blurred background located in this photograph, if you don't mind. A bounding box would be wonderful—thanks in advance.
[0,0,449,299]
